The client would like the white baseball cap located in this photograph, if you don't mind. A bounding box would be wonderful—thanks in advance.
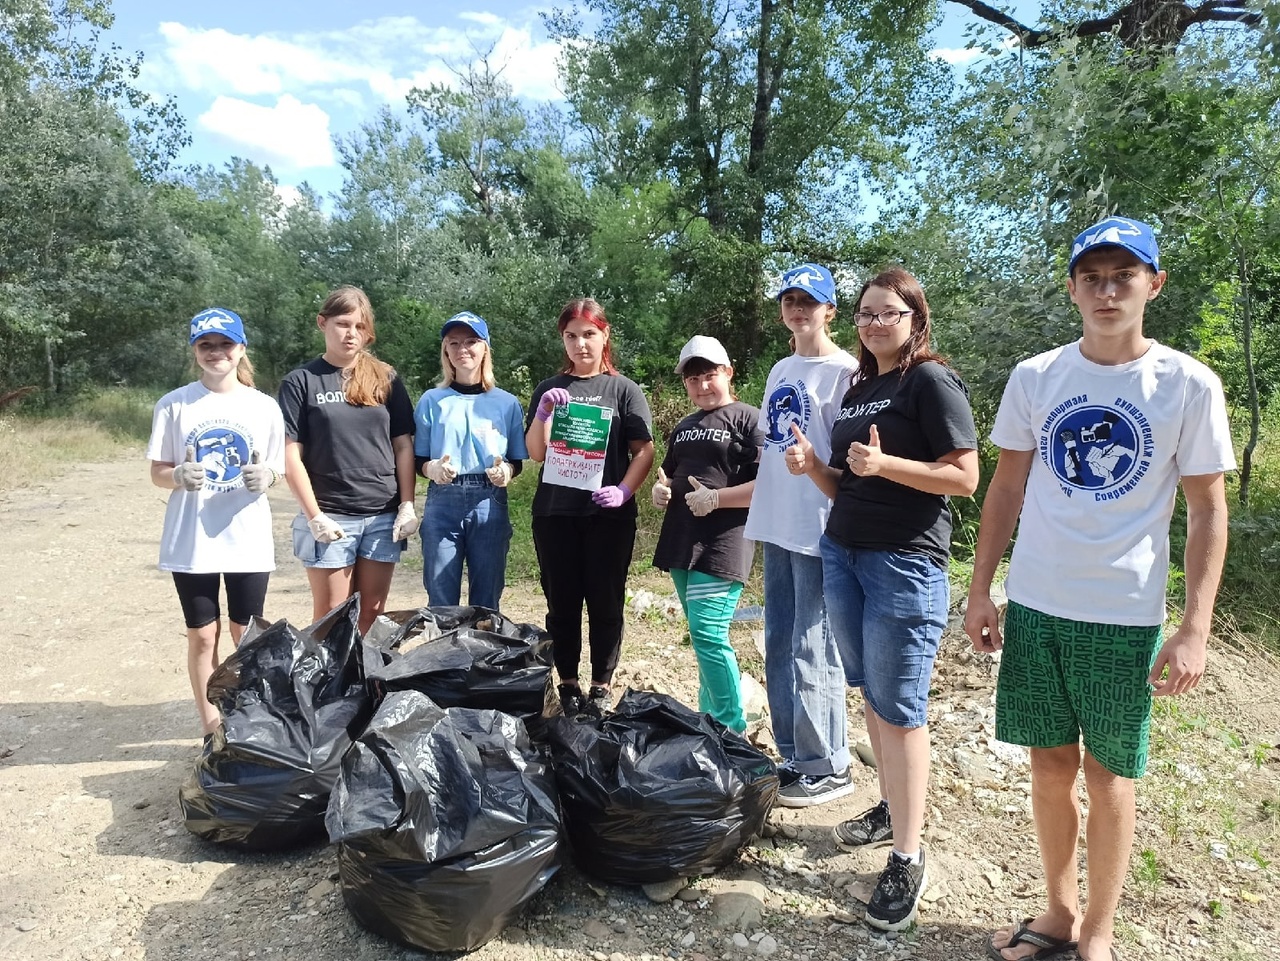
[675,335,732,374]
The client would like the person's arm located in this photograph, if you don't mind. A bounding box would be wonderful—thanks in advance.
[963,448,1034,652]
[620,439,655,495]
[392,433,416,503]
[150,460,180,489]
[525,386,551,462]
[847,424,979,496]
[715,479,755,509]
[283,439,323,519]
[785,423,842,499]
[1148,471,1229,696]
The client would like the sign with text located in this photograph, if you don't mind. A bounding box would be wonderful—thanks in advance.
[544,402,613,491]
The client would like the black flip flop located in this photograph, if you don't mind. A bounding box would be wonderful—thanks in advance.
[986,919,1078,961]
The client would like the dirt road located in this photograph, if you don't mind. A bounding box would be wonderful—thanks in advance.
[2,456,1278,961]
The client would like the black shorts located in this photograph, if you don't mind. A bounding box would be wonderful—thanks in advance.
[171,572,270,629]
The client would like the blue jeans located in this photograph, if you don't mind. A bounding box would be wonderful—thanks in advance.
[819,536,948,728]
[671,569,746,733]
[419,476,512,608]
[762,542,850,776]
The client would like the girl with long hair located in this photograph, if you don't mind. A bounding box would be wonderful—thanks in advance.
[148,308,286,737]
[743,263,858,807]
[277,286,417,635]
[788,266,979,932]
[524,298,655,717]
[412,311,527,608]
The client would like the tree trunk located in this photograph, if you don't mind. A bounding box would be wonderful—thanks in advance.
[45,334,57,394]
[1236,244,1258,506]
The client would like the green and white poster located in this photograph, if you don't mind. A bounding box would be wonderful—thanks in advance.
[545,402,613,491]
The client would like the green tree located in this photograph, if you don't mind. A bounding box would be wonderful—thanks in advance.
[547,0,941,361]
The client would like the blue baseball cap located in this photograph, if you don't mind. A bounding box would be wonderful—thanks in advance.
[777,263,837,306]
[189,308,247,345]
[1069,217,1160,274]
[440,311,490,343]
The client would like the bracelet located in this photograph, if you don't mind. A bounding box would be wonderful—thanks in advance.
[268,468,279,488]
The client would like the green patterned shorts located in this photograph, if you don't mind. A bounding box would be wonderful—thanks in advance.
[996,601,1162,779]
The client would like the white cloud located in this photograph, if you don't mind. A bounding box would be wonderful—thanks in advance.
[490,26,563,101]
[198,95,336,170]
[156,22,369,96]
[930,46,985,65]
[148,16,565,105]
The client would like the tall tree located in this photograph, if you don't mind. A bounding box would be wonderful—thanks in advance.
[548,0,941,360]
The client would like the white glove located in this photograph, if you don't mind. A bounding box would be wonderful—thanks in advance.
[172,445,206,492]
[241,450,274,494]
[485,456,513,488]
[651,467,672,509]
[308,513,345,544]
[392,501,418,542]
[685,477,720,517]
[425,455,457,485]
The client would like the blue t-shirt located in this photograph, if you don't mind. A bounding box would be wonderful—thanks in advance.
[412,384,528,474]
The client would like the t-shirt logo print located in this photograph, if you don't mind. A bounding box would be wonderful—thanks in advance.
[764,381,811,448]
[188,422,252,492]
[1042,403,1150,498]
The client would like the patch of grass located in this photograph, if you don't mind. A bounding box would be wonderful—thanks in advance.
[1131,848,1162,893]
[0,387,159,493]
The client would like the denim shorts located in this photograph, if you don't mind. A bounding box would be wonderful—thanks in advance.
[291,510,404,569]
[818,535,948,728]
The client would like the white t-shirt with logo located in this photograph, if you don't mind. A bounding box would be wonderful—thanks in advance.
[991,340,1235,625]
[147,382,287,574]
[744,350,857,556]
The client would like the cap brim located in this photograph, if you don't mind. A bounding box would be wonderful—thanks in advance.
[1069,242,1158,272]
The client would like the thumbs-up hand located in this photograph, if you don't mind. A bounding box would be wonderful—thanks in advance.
[651,467,672,509]
[241,449,274,493]
[847,423,885,477]
[784,423,814,476]
[684,476,720,517]
[425,454,457,485]
[172,444,207,491]
[486,455,513,488]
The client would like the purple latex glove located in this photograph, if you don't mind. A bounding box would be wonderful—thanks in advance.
[591,482,632,508]
[535,387,572,422]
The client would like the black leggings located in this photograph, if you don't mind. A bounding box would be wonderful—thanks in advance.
[532,513,636,686]
[171,572,270,629]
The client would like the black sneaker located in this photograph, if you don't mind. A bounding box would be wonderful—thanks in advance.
[865,847,927,932]
[775,767,855,808]
[585,685,612,717]
[832,799,892,850]
[557,684,585,718]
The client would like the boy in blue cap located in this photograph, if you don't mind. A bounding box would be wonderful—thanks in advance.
[964,217,1235,961]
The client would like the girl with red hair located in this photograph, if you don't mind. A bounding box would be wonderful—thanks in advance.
[524,298,655,717]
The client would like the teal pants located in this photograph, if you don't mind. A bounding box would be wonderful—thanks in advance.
[670,569,746,732]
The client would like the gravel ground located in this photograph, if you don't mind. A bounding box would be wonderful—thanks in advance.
[2,458,1278,961]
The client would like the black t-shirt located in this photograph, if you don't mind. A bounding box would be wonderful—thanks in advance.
[825,361,977,567]
[526,372,653,519]
[652,402,762,583]
[278,357,415,516]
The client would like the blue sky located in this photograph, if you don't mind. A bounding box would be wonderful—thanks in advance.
[105,0,1012,202]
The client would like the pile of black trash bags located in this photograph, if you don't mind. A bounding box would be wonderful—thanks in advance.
[179,597,779,953]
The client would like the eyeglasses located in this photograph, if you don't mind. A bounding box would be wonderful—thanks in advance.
[853,309,913,328]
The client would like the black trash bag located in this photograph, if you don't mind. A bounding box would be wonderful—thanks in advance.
[179,597,370,850]
[326,690,561,952]
[363,605,559,736]
[545,688,779,885]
